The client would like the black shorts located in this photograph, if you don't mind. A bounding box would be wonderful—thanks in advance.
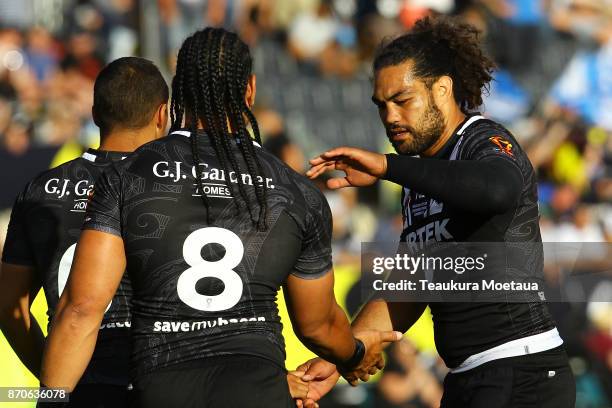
[441,346,575,408]
[36,384,131,408]
[132,356,293,408]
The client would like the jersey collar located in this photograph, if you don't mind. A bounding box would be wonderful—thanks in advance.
[429,113,485,159]
[169,129,262,148]
[82,148,129,163]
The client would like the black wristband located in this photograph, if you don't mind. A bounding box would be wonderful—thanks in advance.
[338,338,365,372]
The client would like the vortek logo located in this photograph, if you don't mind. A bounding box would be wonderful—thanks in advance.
[44,179,93,200]
[152,161,276,188]
[406,218,454,251]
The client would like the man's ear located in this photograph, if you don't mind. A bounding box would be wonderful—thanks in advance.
[432,75,454,107]
[156,102,169,137]
[245,74,256,108]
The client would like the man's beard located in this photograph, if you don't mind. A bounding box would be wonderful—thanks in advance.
[391,95,445,155]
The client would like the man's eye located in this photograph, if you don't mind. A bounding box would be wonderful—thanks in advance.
[396,99,410,105]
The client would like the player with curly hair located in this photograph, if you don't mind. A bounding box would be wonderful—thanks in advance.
[299,16,576,408]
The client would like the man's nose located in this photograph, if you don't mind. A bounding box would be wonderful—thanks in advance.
[385,107,402,127]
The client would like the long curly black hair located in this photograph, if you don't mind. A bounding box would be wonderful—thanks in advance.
[373,16,496,113]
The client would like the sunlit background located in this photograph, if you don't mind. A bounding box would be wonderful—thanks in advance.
[0,0,610,407]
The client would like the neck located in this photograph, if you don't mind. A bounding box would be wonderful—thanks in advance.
[421,109,466,157]
[183,116,206,131]
[185,114,243,133]
[99,128,151,152]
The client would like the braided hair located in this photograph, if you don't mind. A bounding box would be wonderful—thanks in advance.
[170,28,268,230]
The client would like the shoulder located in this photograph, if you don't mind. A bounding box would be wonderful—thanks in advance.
[459,118,523,159]
[256,148,330,224]
[463,118,516,143]
[265,149,327,206]
[288,173,331,230]
[135,134,183,155]
[114,134,187,174]
[20,157,86,199]
[32,157,84,182]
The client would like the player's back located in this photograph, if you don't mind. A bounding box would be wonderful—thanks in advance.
[2,149,132,385]
[84,130,332,380]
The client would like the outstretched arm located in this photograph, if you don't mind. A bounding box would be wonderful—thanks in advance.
[307,147,523,214]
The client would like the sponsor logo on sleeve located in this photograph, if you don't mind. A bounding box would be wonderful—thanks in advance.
[489,136,514,157]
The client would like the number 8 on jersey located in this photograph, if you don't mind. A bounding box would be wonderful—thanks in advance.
[177,227,244,312]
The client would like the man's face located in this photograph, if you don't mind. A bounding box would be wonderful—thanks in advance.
[372,61,445,155]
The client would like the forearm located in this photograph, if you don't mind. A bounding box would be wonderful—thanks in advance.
[383,155,522,214]
[40,304,102,390]
[352,300,426,334]
[298,302,356,365]
[0,311,45,378]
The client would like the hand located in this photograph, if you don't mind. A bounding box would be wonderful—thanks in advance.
[294,358,340,408]
[341,330,403,386]
[287,371,309,400]
[306,147,387,189]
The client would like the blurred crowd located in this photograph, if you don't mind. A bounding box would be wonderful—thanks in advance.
[0,0,610,407]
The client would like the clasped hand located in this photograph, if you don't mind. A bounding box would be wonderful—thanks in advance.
[289,330,402,407]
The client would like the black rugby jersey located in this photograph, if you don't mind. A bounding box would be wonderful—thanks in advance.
[2,149,132,385]
[396,115,556,369]
[83,130,333,379]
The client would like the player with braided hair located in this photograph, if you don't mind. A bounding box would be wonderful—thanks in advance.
[40,27,401,407]
[170,28,267,230]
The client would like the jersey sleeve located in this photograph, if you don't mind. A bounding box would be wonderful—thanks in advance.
[291,184,333,280]
[82,165,123,237]
[1,185,35,265]
[461,126,521,168]
[385,122,526,215]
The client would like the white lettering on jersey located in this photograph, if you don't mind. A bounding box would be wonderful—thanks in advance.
[153,316,266,332]
[406,218,454,252]
[44,178,95,212]
[152,160,276,199]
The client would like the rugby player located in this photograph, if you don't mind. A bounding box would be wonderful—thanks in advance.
[0,57,169,407]
[40,28,401,408]
[300,17,576,408]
